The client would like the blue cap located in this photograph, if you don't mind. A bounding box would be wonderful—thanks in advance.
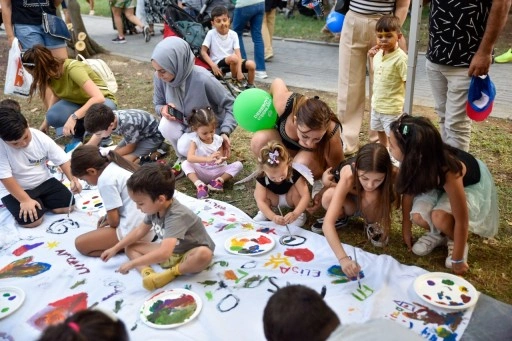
[466,75,496,122]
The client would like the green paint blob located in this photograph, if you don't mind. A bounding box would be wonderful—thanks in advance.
[148,303,197,325]
[1,307,9,313]
[2,293,9,297]
[441,279,455,285]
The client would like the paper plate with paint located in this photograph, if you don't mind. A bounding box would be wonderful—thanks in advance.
[414,272,479,310]
[75,192,104,212]
[224,232,276,256]
[140,289,202,329]
[0,286,26,319]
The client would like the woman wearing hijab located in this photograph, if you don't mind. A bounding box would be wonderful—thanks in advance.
[151,37,237,162]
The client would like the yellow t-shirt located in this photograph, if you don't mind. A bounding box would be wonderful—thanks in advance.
[371,48,408,115]
[50,59,117,105]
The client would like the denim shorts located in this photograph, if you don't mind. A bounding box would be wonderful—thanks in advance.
[14,24,67,51]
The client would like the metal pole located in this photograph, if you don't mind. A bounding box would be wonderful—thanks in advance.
[404,0,424,115]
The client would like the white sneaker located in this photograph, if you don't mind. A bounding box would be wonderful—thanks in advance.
[445,240,469,268]
[255,71,268,79]
[253,211,269,222]
[290,213,307,227]
[412,233,447,256]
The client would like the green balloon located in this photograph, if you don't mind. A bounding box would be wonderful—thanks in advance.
[233,88,278,132]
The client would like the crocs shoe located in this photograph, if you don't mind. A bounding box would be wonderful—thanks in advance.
[365,223,389,247]
[171,160,184,179]
[196,184,208,199]
[207,179,224,192]
[64,140,82,153]
[253,211,270,222]
[412,233,446,256]
[310,216,349,234]
[445,240,469,269]
[290,213,307,227]
[495,49,512,63]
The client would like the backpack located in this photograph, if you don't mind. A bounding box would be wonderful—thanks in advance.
[76,54,118,93]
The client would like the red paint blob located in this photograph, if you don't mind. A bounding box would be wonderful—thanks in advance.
[284,248,314,262]
[460,294,471,303]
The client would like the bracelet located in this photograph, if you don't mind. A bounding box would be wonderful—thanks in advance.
[338,256,351,262]
[451,259,465,264]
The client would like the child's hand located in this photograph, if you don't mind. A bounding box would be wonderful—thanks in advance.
[321,167,334,187]
[19,199,42,223]
[117,262,132,275]
[100,247,117,262]
[97,215,109,228]
[272,214,286,225]
[340,258,360,278]
[452,262,469,276]
[284,211,298,225]
[402,228,413,251]
[307,190,324,214]
[215,156,227,165]
[70,178,82,194]
[211,65,223,77]
[368,44,380,57]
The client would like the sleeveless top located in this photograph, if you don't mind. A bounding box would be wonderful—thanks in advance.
[256,169,302,195]
[276,93,342,152]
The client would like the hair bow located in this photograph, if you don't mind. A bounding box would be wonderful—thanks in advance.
[268,150,280,165]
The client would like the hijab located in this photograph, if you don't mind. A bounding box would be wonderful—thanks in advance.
[151,37,195,113]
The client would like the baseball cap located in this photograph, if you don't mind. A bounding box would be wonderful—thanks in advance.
[466,75,496,121]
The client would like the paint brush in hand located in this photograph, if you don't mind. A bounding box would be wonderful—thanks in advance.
[67,191,74,218]
[354,248,361,289]
[277,205,295,242]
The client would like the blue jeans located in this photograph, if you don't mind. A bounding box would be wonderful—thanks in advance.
[232,2,266,72]
[47,99,117,140]
[14,24,67,51]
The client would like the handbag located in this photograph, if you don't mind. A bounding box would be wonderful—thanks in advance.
[334,0,350,15]
[42,12,71,40]
[4,38,33,97]
[38,0,71,41]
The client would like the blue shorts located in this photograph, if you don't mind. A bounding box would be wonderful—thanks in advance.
[14,24,67,51]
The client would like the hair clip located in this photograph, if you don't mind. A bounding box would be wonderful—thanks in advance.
[99,148,109,157]
[68,322,80,333]
[268,150,280,165]
[402,125,409,135]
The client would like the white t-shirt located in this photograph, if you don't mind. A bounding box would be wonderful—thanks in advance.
[0,128,69,199]
[97,163,148,240]
[184,132,226,170]
[202,29,240,64]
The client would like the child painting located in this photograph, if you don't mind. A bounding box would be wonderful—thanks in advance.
[0,107,81,227]
[253,141,310,227]
[71,145,154,257]
[388,115,499,275]
[100,163,215,291]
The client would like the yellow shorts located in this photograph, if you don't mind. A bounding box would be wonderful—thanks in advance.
[160,249,194,269]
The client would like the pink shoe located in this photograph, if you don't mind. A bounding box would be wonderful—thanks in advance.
[207,179,224,192]
[196,184,209,199]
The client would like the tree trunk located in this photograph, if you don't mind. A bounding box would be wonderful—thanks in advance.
[66,0,107,57]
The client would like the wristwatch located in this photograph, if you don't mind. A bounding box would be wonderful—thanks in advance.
[71,113,78,120]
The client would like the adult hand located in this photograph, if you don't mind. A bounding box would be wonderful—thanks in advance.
[468,51,492,76]
[221,134,231,158]
[341,258,360,278]
[307,190,324,214]
[19,199,42,223]
[97,215,109,228]
[452,261,469,276]
[161,104,177,121]
[63,116,77,136]
[39,120,49,134]
[321,167,334,187]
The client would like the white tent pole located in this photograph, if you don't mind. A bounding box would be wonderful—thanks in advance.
[404,0,424,115]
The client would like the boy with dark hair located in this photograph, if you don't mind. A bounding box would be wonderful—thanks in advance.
[0,108,81,227]
[201,5,256,91]
[368,15,408,148]
[0,99,22,112]
[84,103,166,162]
[100,163,215,291]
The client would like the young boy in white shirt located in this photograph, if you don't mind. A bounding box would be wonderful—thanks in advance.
[0,107,81,227]
[200,5,256,91]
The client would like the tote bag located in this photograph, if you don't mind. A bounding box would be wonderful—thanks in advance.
[4,38,33,97]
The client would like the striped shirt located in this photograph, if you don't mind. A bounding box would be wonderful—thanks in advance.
[349,0,395,15]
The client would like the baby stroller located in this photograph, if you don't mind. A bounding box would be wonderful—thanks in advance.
[163,2,244,97]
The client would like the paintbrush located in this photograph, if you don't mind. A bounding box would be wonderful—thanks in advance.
[277,205,295,242]
[67,191,74,218]
[354,248,361,289]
